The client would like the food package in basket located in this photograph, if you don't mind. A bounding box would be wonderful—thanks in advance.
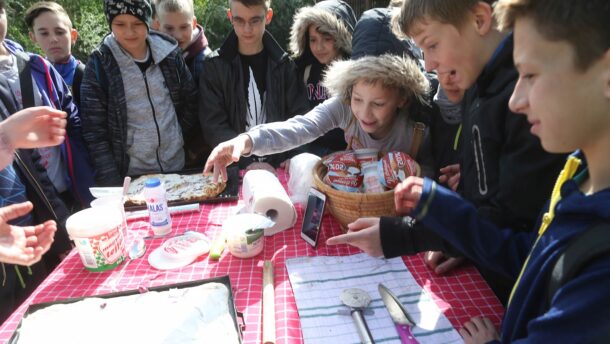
[378,151,420,189]
[322,151,363,192]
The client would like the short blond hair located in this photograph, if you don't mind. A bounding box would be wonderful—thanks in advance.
[25,1,73,30]
[156,0,194,18]
[396,0,494,36]
[495,0,610,71]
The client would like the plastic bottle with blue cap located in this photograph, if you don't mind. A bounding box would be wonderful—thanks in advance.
[144,177,172,235]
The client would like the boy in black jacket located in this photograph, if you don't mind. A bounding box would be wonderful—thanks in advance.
[199,0,309,171]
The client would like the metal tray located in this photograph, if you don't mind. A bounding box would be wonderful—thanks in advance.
[123,166,240,211]
[9,275,243,344]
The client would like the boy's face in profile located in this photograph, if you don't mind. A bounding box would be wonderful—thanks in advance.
[411,10,492,92]
[29,11,77,64]
[158,10,195,50]
[509,17,609,154]
[111,14,148,59]
[228,2,271,51]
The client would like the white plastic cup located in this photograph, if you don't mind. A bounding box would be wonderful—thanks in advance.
[91,195,128,242]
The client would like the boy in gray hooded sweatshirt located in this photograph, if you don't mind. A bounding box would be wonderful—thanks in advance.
[80,0,200,186]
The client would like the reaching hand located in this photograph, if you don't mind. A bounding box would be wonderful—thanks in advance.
[424,251,466,275]
[203,135,252,183]
[326,218,384,257]
[438,164,460,191]
[460,316,500,344]
[1,106,67,149]
[394,176,425,216]
[0,202,57,266]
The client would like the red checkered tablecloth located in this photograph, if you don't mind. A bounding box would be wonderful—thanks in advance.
[0,170,504,343]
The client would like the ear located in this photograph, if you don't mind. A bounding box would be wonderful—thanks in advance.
[603,49,610,99]
[471,1,494,36]
[397,92,409,109]
[227,9,232,22]
[265,8,273,25]
[70,28,78,45]
[152,19,160,30]
[192,16,197,29]
[28,31,37,43]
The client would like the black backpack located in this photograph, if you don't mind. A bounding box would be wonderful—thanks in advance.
[547,221,610,304]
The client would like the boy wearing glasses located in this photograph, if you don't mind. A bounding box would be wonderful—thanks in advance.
[199,0,309,171]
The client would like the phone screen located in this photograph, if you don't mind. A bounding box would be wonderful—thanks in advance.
[301,189,326,247]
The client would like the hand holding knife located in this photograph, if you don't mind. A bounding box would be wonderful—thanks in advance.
[378,283,420,344]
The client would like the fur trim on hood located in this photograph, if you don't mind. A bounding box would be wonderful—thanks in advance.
[289,0,356,59]
[323,54,430,106]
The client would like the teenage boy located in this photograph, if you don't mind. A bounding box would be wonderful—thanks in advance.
[199,0,309,170]
[25,1,85,106]
[331,0,610,342]
[155,0,212,85]
[377,0,567,302]
[80,0,200,186]
[0,2,94,211]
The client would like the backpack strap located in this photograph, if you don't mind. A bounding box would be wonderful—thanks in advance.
[408,122,426,159]
[15,52,35,109]
[72,62,86,107]
[547,221,610,306]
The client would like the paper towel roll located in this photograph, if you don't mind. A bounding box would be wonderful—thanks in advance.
[242,170,297,236]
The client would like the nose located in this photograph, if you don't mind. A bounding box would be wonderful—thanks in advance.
[314,40,324,52]
[509,77,528,114]
[423,54,438,73]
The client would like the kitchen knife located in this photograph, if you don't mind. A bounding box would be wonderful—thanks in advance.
[378,283,419,344]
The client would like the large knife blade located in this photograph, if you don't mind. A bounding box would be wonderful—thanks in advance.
[378,283,419,344]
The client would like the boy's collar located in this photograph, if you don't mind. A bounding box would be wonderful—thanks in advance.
[484,33,512,74]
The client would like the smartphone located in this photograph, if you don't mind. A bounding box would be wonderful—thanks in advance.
[300,188,327,248]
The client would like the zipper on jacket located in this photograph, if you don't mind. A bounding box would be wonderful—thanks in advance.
[14,152,59,221]
[143,73,164,173]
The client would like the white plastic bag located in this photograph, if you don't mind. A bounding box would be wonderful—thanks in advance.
[287,153,321,205]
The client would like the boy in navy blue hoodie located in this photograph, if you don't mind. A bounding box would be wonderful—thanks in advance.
[362,0,567,303]
[328,0,610,342]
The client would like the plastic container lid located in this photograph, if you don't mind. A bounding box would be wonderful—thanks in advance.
[145,178,161,188]
[66,206,123,238]
[148,232,210,270]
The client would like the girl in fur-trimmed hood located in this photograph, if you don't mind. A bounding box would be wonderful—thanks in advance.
[204,52,436,180]
[289,0,356,64]
[289,0,357,156]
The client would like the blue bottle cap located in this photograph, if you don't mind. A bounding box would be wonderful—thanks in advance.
[145,177,161,188]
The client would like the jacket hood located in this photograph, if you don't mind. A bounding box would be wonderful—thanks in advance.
[183,24,209,60]
[289,0,357,59]
[351,8,422,61]
[323,53,430,106]
[3,39,24,54]
[103,31,178,63]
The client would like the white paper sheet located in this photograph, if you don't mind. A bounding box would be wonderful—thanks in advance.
[286,253,463,344]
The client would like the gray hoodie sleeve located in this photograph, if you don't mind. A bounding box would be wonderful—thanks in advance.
[247,97,351,157]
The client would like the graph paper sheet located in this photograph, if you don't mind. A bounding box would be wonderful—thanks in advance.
[286,253,463,344]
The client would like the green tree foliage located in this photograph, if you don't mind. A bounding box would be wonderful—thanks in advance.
[196,0,315,51]
[6,0,107,61]
[6,0,313,62]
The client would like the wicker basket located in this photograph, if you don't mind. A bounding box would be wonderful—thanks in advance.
[312,160,396,230]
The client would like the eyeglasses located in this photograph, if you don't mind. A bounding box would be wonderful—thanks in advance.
[231,15,265,28]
